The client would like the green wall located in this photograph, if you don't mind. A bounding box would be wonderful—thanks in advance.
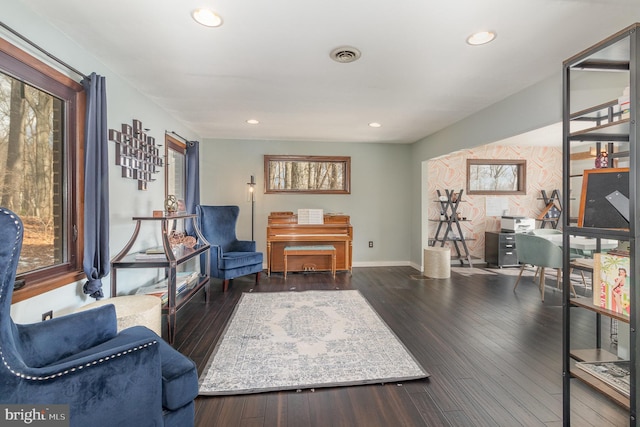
[199,139,413,265]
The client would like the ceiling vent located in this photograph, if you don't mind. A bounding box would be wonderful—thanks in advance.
[330,46,361,63]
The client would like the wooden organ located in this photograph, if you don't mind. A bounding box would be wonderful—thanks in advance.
[267,212,353,276]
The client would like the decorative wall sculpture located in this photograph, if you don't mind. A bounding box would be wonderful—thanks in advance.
[108,119,163,190]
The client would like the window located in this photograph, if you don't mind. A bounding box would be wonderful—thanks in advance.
[466,159,527,195]
[165,134,186,206]
[0,38,84,301]
[264,155,351,194]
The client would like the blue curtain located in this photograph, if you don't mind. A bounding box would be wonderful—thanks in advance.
[185,141,200,235]
[82,73,109,299]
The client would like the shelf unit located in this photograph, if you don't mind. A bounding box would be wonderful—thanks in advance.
[431,189,473,267]
[562,24,638,424]
[537,189,562,229]
[111,213,210,344]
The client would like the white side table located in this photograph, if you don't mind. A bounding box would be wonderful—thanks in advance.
[77,295,162,336]
[424,246,451,279]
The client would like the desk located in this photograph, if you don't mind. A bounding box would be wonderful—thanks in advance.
[544,235,618,252]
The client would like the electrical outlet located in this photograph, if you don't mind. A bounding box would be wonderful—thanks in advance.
[368,241,373,248]
[42,310,53,321]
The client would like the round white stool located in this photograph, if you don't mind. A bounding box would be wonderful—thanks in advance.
[424,246,451,279]
[77,295,162,335]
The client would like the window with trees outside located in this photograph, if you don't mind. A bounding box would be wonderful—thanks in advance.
[466,159,527,195]
[264,155,351,194]
[165,134,186,209]
[0,38,85,300]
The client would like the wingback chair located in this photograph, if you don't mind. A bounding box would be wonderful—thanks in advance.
[0,208,198,427]
[196,205,263,292]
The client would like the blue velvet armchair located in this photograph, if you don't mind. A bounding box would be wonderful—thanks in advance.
[196,205,263,292]
[0,208,198,427]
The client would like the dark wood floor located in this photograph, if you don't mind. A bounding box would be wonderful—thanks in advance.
[170,266,628,426]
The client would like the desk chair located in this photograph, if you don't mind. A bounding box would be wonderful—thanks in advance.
[514,233,577,302]
[529,229,587,292]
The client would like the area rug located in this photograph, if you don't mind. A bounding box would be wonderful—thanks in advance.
[198,290,429,395]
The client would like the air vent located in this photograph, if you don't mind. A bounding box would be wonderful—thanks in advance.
[330,46,361,63]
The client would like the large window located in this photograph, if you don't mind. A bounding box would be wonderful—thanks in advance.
[0,38,84,301]
[264,155,351,194]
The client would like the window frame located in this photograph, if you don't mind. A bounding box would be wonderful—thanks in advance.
[164,134,187,204]
[0,37,85,303]
[466,159,527,195]
[264,155,351,194]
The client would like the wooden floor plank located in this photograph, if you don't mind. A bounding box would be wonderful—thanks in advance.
[184,266,628,426]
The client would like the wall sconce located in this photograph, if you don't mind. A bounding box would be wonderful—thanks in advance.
[247,175,256,240]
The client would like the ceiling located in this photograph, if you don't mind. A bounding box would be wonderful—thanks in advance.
[15,0,640,144]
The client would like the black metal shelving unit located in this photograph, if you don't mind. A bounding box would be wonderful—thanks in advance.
[562,23,639,425]
[431,189,473,267]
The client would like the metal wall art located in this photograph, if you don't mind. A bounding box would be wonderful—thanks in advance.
[108,119,163,190]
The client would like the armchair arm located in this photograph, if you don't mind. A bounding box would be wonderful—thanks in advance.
[231,240,256,252]
[208,244,223,260]
[16,304,117,368]
[3,327,164,427]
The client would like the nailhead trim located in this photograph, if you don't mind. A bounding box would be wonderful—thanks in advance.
[1,341,158,381]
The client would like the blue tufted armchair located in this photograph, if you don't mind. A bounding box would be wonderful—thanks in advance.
[196,205,263,292]
[0,208,198,427]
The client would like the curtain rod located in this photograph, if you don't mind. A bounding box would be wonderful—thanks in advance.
[167,130,190,143]
[0,20,89,80]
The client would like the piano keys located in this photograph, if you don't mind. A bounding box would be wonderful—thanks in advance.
[267,212,353,276]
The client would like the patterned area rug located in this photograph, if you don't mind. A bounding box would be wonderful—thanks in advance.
[198,290,429,395]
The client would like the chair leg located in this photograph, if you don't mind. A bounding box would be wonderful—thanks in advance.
[513,265,526,291]
[223,279,230,292]
[255,271,261,285]
[568,268,580,298]
[539,267,545,302]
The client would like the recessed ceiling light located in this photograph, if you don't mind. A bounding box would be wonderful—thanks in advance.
[246,119,259,125]
[369,122,382,128]
[466,31,496,46]
[192,8,223,27]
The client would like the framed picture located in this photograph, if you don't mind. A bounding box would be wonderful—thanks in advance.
[264,155,351,194]
[466,159,526,195]
[578,167,629,229]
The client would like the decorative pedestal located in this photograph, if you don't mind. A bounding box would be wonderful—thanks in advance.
[77,295,162,336]
[424,247,451,279]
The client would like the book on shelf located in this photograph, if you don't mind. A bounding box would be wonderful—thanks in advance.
[575,360,630,397]
[135,271,200,303]
[145,246,165,254]
[593,253,630,317]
